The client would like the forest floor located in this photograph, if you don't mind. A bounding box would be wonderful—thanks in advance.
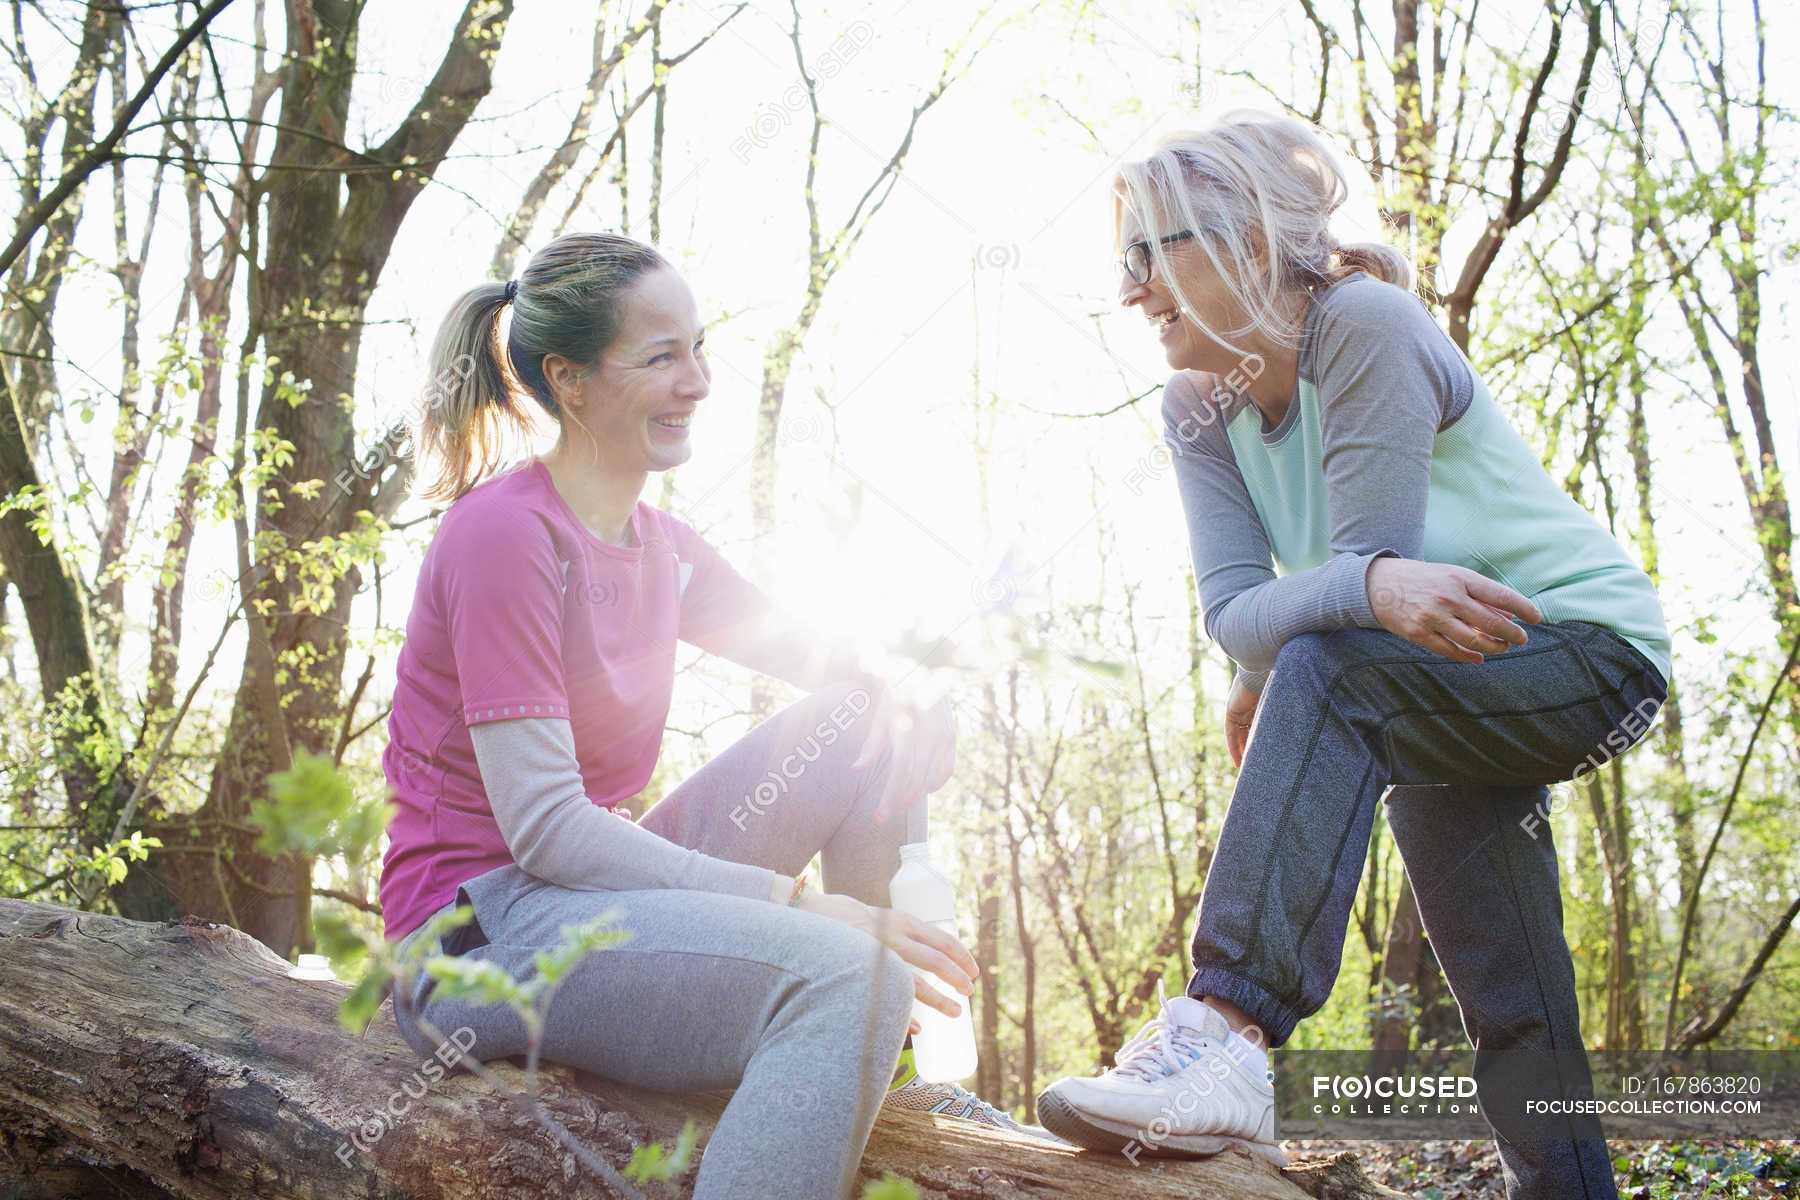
[1282,1137,1800,1198]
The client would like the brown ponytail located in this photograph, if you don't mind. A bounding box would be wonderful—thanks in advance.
[412,233,668,504]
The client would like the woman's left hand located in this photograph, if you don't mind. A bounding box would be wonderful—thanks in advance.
[1225,674,1261,769]
[854,687,957,823]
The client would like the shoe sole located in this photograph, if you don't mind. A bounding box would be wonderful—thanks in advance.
[1036,1090,1288,1168]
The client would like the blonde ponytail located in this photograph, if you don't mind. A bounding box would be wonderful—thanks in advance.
[1326,239,1413,291]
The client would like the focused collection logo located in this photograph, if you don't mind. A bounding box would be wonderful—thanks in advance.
[1310,1072,1481,1116]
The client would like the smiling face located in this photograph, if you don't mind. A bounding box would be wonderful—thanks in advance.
[1115,196,1255,375]
[546,266,710,475]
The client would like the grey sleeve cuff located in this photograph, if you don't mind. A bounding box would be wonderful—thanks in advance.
[469,717,775,902]
[1347,549,1396,625]
[1209,548,1396,675]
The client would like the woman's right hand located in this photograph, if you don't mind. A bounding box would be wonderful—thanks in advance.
[1366,557,1542,663]
[781,881,978,1030]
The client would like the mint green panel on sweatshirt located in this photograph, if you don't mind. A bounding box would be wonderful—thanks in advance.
[1223,373,1333,575]
[1224,372,1672,685]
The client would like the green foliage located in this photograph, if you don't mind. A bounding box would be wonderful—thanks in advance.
[427,955,532,1009]
[51,831,161,889]
[337,961,397,1036]
[860,1173,922,1200]
[403,911,631,1024]
[0,483,54,546]
[291,512,388,616]
[533,917,634,986]
[1613,1141,1799,1198]
[249,749,391,867]
[316,902,474,1034]
[623,1120,699,1186]
[317,903,628,1042]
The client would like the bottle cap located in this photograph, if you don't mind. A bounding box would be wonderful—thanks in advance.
[898,840,933,864]
[288,953,336,981]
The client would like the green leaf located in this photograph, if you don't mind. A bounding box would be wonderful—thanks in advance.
[623,1120,698,1183]
[338,966,392,1035]
[623,1140,671,1183]
[314,909,373,970]
[859,1173,921,1200]
[531,911,631,989]
[425,957,527,1008]
[249,749,391,864]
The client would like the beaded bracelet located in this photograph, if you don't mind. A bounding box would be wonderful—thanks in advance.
[786,873,810,907]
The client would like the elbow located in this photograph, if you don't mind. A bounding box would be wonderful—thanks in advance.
[1221,640,1277,677]
[502,832,551,881]
[1203,600,1275,675]
[495,809,561,883]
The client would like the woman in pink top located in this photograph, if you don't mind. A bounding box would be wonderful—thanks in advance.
[380,233,1010,1198]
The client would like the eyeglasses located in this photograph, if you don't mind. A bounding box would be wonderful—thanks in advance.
[1121,230,1196,285]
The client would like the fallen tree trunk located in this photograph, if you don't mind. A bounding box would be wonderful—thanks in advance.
[0,900,1412,1198]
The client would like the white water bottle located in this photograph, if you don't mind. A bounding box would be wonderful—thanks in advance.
[888,840,979,1082]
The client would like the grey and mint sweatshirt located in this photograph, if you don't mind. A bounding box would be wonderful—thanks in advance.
[1163,270,1671,696]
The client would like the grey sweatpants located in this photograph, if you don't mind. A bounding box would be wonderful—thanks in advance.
[391,683,916,1200]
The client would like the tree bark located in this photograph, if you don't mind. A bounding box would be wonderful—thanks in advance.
[1584,765,1641,1049]
[121,0,516,956]
[1371,876,1422,1056]
[0,1,135,853]
[0,899,1413,1200]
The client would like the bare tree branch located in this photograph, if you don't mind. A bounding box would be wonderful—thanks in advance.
[0,0,234,279]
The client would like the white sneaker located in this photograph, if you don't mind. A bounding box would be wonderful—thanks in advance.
[1035,983,1286,1167]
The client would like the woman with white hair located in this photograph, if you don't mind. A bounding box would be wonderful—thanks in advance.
[1036,112,1669,1200]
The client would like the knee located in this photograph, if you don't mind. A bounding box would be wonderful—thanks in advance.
[811,681,880,756]
[774,682,880,775]
[876,947,914,1036]
[1271,630,1337,677]
[1269,629,1383,699]
[808,933,913,1046]
[1474,1010,1556,1058]
[1263,634,1330,704]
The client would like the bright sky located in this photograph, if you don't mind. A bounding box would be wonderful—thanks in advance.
[14,0,1799,792]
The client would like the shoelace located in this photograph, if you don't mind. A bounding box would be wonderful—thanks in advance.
[1110,980,1215,1083]
[938,1082,1010,1122]
[900,1078,1014,1125]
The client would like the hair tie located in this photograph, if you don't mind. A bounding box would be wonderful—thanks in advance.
[504,279,518,302]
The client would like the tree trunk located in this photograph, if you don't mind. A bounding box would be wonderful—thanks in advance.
[0,899,1413,1200]
[121,0,515,956]
[0,1,132,849]
[144,35,279,729]
[1620,163,1698,899]
[1000,669,1039,1120]
[1583,766,1641,1050]
[975,853,1002,1104]
[1371,876,1423,1056]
